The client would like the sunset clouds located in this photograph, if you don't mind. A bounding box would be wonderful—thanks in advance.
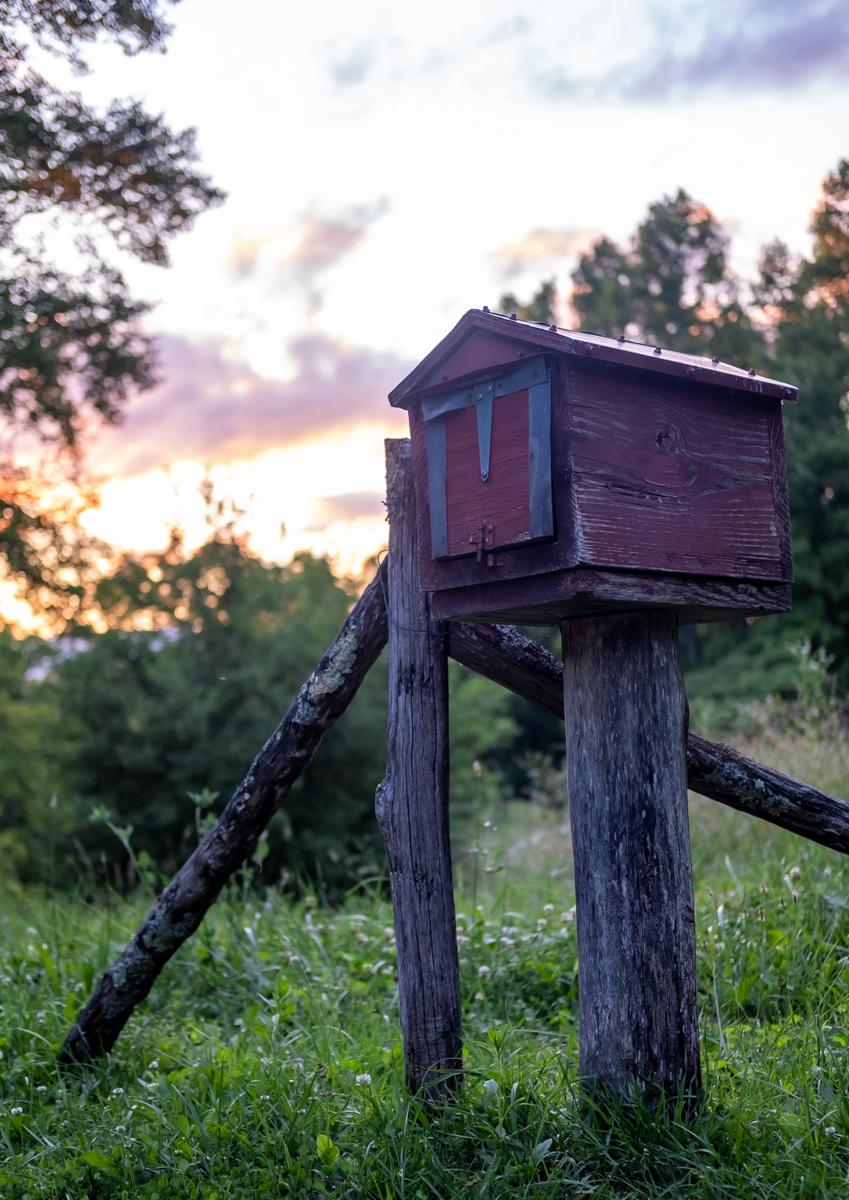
[47,0,848,570]
[89,332,410,479]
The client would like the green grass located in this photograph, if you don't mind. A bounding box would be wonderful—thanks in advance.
[3,798,849,1199]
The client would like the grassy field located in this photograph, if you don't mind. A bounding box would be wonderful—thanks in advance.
[2,713,849,1199]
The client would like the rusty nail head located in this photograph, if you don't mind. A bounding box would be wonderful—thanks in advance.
[712,355,720,364]
[654,346,662,355]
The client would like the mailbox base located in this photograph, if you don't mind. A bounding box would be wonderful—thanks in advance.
[563,610,701,1103]
[431,568,790,626]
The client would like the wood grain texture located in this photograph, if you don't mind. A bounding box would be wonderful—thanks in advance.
[767,401,794,581]
[435,329,529,383]
[445,391,531,556]
[567,360,788,582]
[686,734,849,853]
[431,567,791,625]
[450,621,849,855]
[412,365,578,591]
[376,438,463,1097]
[562,612,701,1101]
[60,561,391,1064]
[411,352,790,611]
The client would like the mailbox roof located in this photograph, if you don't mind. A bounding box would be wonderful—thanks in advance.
[388,308,798,408]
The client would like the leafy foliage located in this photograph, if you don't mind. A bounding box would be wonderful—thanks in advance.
[0,498,521,894]
[572,188,763,364]
[0,1,221,621]
[561,171,849,708]
[498,278,557,326]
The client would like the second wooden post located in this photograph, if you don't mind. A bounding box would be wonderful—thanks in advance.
[376,438,462,1097]
[562,611,701,1103]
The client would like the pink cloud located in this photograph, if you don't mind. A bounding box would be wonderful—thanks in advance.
[304,490,386,531]
[88,332,411,478]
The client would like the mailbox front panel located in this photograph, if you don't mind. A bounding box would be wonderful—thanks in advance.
[444,392,530,557]
[422,357,553,561]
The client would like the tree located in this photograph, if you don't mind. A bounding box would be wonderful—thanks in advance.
[571,189,765,368]
[757,162,849,688]
[0,1,222,626]
[502,177,849,716]
[498,279,557,326]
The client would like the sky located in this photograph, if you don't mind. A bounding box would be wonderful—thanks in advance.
[22,0,849,578]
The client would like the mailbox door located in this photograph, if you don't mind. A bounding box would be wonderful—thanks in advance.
[422,357,553,560]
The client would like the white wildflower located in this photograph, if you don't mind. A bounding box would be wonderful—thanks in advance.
[355,1074,372,1086]
[789,866,801,880]
[543,904,554,915]
[11,1107,23,1115]
[537,918,547,930]
[478,964,490,978]
[474,992,485,1002]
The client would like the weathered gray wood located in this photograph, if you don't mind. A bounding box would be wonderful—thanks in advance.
[450,620,849,855]
[60,579,849,1067]
[60,560,390,1064]
[376,438,462,1097]
[562,612,700,1102]
[686,734,849,853]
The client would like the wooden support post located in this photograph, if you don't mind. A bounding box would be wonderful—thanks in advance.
[562,612,700,1103]
[376,439,462,1098]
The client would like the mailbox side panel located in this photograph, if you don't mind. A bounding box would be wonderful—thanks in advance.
[566,359,790,582]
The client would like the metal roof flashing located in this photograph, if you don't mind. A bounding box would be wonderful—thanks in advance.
[388,309,799,408]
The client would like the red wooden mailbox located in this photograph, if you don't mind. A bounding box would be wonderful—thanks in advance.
[385,309,800,1103]
[389,308,797,625]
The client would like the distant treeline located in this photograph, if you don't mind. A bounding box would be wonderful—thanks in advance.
[2,163,848,894]
[0,541,554,893]
[504,161,849,712]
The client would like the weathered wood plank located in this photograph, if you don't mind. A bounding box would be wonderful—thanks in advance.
[431,568,791,625]
[445,392,530,556]
[449,620,849,854]
[60,559,391,1064]
[562,612,700,1101]
[567,359,786,581]
[376,439,463,1097]
[411,365,577,591]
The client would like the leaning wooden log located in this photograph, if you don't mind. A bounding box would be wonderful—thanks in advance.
[376,439,462,1097]
[60,558,390,1064]
[449,621,849,856]
[686,734,849,856]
